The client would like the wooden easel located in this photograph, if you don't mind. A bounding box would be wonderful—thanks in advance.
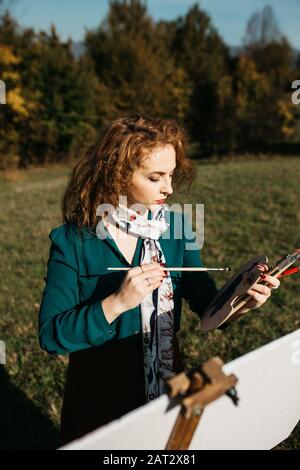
[165,357,238,450]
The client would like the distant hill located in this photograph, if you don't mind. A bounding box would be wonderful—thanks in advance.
[228,45,243,57]
[229,45,299,65]
[70,41,86,59]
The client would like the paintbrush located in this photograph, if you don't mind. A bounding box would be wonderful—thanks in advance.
[107,267,231,272]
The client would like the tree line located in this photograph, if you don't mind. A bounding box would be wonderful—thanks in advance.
[0,1,299,169]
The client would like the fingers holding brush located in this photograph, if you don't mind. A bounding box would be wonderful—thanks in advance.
[257,263,280,289]
[242,265,280,311]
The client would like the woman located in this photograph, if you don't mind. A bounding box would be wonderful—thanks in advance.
[38,114,279,446]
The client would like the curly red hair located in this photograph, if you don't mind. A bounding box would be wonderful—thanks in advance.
[61,114,197,235]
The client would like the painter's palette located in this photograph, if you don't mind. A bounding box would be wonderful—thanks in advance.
[201,256,268,331]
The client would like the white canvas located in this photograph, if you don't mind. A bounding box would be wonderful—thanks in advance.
[60,328,300,450]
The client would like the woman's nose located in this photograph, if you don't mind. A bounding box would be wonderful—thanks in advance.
[161,181,173,195]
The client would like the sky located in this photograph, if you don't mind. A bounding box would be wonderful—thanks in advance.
[7,0,300,48]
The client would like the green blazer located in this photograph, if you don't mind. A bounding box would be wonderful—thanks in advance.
[38,210,218,355]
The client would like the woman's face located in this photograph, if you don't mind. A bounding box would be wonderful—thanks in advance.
[126,144,176,214]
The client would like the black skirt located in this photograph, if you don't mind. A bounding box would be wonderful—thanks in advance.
[59,334,184,446]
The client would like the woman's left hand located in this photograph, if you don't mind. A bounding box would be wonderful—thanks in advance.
[239,264,280,313]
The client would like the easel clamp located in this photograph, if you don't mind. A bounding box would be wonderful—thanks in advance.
[165,357,239,449]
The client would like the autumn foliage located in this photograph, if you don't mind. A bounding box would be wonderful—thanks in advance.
[0,2,298,169]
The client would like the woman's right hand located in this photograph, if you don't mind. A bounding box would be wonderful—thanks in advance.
[114,262,165,311]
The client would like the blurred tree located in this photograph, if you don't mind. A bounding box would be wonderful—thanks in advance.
[243,5,293,88]
[0,42,31,169]
[18,25,99,166]
[244,4,282,46]
[0,12,100,167]
[169,3,230,154]
[84,0,188,124]
[1,1,298,168]
[240,4,296,150]
[232,56,294,151]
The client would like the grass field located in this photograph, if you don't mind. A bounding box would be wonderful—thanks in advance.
[0,156,299,450]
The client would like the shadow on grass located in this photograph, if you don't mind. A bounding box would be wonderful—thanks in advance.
[0,365,59,450]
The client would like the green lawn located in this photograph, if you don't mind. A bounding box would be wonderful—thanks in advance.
[0,157,299,449]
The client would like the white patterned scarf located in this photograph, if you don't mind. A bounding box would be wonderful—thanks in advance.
[97,204,175,402]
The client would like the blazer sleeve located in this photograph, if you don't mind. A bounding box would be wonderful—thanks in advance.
[38,226,117,355]
[181,213,219,320]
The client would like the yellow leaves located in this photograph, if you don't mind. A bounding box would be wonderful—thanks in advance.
[0,44,30,118]
[236,94,246,111]
[0,44,20,65]
[282,126,293,138]
[229,54,298,142]
[7,88,29,117]
[2,71,20,81]
[234,55,270,118]
[237,56,265,85]
[236,55,269,93]
[217,75,232,106]
[169,66,192,121]
[277,100,294,138]
[277,100,293,122]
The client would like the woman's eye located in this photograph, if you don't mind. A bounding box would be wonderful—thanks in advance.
[149,175,173,182]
